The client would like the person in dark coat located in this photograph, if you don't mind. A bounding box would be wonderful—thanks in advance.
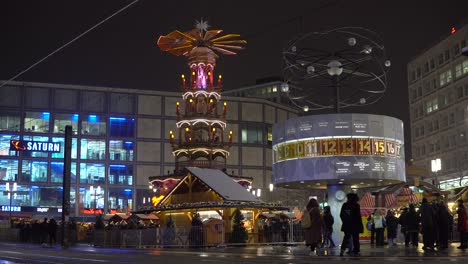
[456,199,467,249]
[420,198,435,251]
[404,204,419,247]
[188,213,204,247]
[322,206,336,248]
[48,218,58,246]
[340,193,363,256]
[385,210,398,246]
[40,218,49,245]
[436,201,450,249]
[303,198,323,255]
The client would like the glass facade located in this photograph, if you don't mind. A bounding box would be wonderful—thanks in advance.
[0,82,295,217]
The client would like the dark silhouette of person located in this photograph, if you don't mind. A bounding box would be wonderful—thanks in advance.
[420,198,435,251]
[322,205,336,248]
[403,204,420,247]
[456,199,467,249]
[340,193,363,257]
[40,218,49,245]
[436,201,450,249]
[48,218,58,246]
[385,210,398,246]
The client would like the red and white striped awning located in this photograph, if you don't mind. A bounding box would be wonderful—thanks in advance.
[360,192,375,208]
[398,187,420,205]
[384,193,397,208]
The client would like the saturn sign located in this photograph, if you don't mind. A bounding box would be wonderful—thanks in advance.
[10,140,61,153]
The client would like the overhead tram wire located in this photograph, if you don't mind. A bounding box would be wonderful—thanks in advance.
[0,0,140,89]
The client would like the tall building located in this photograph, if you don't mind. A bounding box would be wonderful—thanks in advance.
[0,80,298,219]
[408,24,468,190]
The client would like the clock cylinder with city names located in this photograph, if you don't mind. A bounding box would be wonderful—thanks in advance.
[272,113,406,188]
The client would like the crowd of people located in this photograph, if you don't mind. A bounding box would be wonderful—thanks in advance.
[301,194,468,257]
[16,217,58,246]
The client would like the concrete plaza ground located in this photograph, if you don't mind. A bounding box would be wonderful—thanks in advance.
[0,241,467,263]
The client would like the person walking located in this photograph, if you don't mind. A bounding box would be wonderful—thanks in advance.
[373,210,386,246]
[404,204,419,247]
[48,218,58,246]
[40,218,49,246]
[303,198,323,256]
[339,193,364,257]
[386,210,398,246]
[456,199,467,249]
[322,205,336,248]
[420,198,435,251]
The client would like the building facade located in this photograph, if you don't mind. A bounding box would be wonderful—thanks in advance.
[408,24,468,190]
[0,80,298,219]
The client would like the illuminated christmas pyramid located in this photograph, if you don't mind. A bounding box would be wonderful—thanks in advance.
[157,19,246,170]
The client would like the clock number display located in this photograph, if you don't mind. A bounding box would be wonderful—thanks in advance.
[372,139,385,155]
[321,139,338,155]
[339,139,354,154]
[357,138,371,155]
[304,140,319,157]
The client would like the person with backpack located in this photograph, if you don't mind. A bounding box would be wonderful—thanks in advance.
[339,193,364,257]
[322,206,336,248]
[302,198,323,256]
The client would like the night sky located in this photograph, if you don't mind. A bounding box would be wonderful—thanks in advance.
[1,0,467,160]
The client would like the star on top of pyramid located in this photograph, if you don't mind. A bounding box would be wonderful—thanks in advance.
[195,18,210,33]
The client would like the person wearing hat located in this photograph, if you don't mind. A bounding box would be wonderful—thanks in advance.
[456,199,467,249]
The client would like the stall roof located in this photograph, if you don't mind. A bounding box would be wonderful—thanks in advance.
[134,214,159,220]
[185,167,260,202]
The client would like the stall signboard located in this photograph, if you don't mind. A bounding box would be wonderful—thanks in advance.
[9,140,61,153]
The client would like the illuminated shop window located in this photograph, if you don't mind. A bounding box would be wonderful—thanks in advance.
[24,112,50,133]
[108,187,133,212]
[0,159,18,181]
[53,113,79,134]
[0,135,20,156]
[0,183,26,207]
[241,124,263,144]
[109,140,134,161]
[21,160,48,183]
[28,186,63,207]
[0,113,20,132]
[79,186,104,211]
[109,116,135,137]
[80,139,106,160]
[51,137,77,159]
[50,161,77,183]
[81,115,106,136]
[23,136,49,158]
[79,163,105,184]
[108,165,133,185]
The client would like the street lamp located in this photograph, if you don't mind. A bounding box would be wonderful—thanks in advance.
[431,158,441,190]
[5,182,17,222]
[90,186,101,214]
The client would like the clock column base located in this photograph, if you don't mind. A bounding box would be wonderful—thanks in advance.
[327,184,351,248]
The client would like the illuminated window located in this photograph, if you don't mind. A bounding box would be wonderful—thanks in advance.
[51,137,77,159]
[81,115,106,136]
[108,187,133,212]
[0,159,18,181]
[463,60,468,75]
[426,98,438,114]
[80,139,106,160]
[267,126,273,145]
[80,186,103,211]
[79,163,105,184]
[0,113,20,132]
[108,165,133,185]
[439,70,452,86]
[109,117,135,137]
[50,161,77,183]
[109,140,134,161]
[21,160,48,183]
[53,113,79,134]
[241,124,263,144]
[24,112,50,133]
[0,135,20,156]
